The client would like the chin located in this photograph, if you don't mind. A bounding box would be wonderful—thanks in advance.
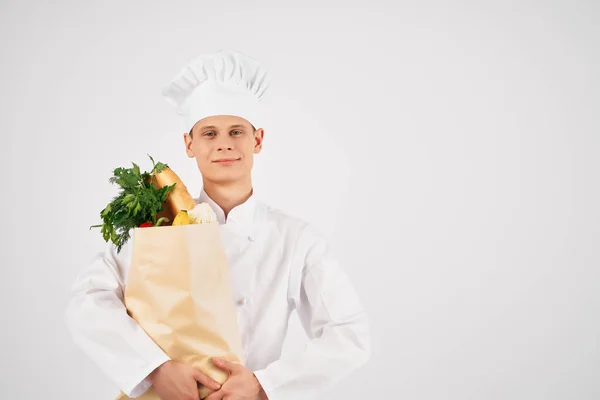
[206,172,246,184]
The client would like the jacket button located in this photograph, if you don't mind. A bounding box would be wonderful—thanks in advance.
[237,297,247,306]
[247,235,254,242]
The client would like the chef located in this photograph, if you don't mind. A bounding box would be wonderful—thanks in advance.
[64,50,371,400]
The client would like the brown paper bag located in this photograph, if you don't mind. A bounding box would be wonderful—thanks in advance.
[115,223,245,400]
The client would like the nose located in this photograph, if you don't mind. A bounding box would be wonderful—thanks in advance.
[216,135,234,152]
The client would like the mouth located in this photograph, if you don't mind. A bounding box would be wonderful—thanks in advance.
[212,158,241,165]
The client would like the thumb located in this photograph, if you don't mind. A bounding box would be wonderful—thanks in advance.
[213,357,242,374]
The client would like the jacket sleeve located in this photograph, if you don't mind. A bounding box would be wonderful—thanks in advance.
[252,223,371,400]
[64,239,171,398]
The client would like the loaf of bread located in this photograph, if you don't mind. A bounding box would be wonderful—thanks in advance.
[151,166,197,218]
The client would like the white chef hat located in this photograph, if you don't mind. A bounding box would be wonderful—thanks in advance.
[161,50,269,133]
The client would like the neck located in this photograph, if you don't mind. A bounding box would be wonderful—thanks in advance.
[202,178,253,218]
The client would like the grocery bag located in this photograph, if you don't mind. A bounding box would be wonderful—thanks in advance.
[115,222,244,400]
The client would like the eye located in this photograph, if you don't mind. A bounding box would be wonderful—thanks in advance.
[231,130,243,136]
[203,131,216,137]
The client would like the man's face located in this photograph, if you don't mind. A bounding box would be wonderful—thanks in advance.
[184,115,264,184]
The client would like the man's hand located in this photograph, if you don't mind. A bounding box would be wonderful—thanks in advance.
[149,360,222,400]
[204,358,268,400]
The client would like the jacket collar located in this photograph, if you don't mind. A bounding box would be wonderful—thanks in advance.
[195,187,258,229]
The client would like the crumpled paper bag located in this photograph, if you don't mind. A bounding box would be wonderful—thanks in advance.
[115,223,244,400]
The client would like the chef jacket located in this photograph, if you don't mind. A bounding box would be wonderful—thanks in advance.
[64,189,371,399]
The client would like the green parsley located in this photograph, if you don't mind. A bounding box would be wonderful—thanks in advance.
[90,154,176,253]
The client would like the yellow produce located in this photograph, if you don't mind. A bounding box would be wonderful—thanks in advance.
[172,210,191,226]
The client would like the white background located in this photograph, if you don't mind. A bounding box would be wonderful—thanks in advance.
[1,1,599,399]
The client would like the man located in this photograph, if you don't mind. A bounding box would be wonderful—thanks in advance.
[65,50,371,400]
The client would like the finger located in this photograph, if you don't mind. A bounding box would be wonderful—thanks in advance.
[204,389,224,400]
[212,358,242,374]
[193,370,222,390]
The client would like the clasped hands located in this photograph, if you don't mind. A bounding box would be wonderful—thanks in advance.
[149,358,268,400]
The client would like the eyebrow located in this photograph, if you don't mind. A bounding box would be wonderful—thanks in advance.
[198,124,247,130]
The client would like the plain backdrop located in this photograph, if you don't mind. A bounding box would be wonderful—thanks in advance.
[1,1,599,399]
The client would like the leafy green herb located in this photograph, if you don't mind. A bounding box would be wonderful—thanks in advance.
[90,154,176,253]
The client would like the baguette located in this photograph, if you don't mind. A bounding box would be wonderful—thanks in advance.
[151,166,197,218]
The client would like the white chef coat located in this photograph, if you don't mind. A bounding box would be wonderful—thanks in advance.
[64,189,371,399]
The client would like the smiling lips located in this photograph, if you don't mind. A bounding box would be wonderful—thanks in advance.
[213,158,240,165]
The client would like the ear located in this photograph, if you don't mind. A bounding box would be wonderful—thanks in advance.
[184,132,194,158]
[253,128,264,154]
